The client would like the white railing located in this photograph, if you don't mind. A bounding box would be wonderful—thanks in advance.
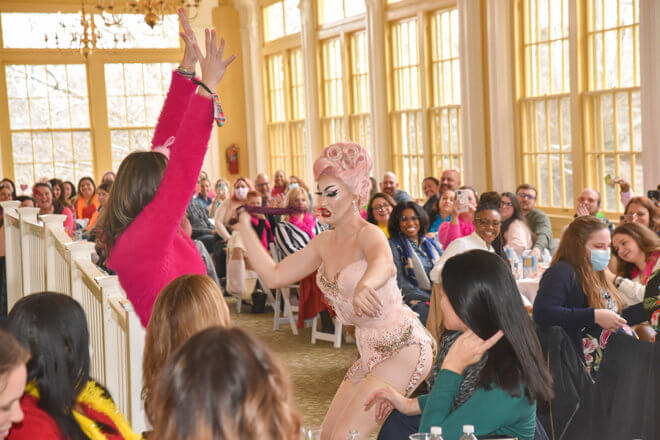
[1,201,22,309]
[1,211,147,433]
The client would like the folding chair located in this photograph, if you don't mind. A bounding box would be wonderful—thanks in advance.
[269,244,300,334]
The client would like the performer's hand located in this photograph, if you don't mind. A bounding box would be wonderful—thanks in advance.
[364,387,420,421]
[441,329,503,375]
[353,283,383,318]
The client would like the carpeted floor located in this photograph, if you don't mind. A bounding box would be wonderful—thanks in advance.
[227,297,357,428]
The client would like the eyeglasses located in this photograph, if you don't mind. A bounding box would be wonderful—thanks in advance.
[255,182,271,188]
[499,202,513,207]
[475,218,501,228]
[372,204,391,212]
[517,193,536,200]
[401,215,420,222]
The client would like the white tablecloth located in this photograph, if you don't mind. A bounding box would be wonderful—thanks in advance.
[517,278,541,304]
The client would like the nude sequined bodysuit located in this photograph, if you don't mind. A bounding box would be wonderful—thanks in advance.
[317,259,435,396]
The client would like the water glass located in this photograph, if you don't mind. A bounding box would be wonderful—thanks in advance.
[409,434,431,440]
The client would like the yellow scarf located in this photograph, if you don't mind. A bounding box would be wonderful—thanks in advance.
[25,381,142,440]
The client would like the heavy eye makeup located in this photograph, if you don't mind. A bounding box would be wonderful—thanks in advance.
[315,185,339,197]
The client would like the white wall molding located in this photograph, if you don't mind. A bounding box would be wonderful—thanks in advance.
[640,0,660,190]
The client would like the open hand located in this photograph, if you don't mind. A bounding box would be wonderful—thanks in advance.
[576,202,590,217]
[441,329,504,375]
[353,283,383,318]
[177,8,198,71]
[613,177,631,193]
[364,387,420,422]
[189,28,237,92]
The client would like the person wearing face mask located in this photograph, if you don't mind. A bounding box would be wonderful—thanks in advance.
[533,216,643,377]
[388,202,442,325]
[0,330,29,439]
[214,177,253,242]
[236,142,434,440]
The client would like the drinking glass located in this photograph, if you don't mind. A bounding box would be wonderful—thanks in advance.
[409,434,431,440]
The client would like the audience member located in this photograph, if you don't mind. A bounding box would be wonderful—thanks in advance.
[33,183,74,237]
[429,190,455,234]
[368,176,378,202]
[421,177,440,218]
[437,186,478,249]
[62,181,76,206]
[610,222,660,306]
[6,293,139,440]
[623,196,660,235]
[209,178,229,218]
[215,177,253,242]
[246,191,273,250]
[479,191,501,205]
[500,192,533,254]
[388,201,442,325]
[431,203,503,282]
[366,192,396,238]
[380,171,412,204]
[74,177,99,226]
[288,175,313,208]
[439,169,460,193]
[612,176,634,206]
[47,179,68,209]
[101,171,116,184]
[274,186,324,257]
[186,194,218,254]
[272,169,287,197]
[575,188,613,232]
[369,250,553,440]
[0,180,15,200]
[0,330,29,439]
[533,216,642,376]
[14,197,33,208]
[0,186,12,204]
[86,181,111,232]
[142,274,230,425]
[516,184,553,256]
[195,177,213,210]
[152,327,301,440]
[98,10,236,326]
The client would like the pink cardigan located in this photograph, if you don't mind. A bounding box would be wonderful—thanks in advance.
[107,72,211,327]
[438,218,475,249]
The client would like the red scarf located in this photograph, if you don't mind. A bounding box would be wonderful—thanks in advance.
[289,212,316,238]
[631,251,660,284]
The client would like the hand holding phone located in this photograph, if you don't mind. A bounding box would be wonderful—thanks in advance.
[456,189,469,213]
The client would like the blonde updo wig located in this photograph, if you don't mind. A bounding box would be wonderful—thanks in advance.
[313,142,373,205]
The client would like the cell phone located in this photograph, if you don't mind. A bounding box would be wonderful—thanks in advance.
[456,189,469,213]
[648,190,660,202]
[620,214,633,223]
[604,174,614,187]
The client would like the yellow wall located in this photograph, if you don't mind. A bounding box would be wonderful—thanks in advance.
[213,2,250,181]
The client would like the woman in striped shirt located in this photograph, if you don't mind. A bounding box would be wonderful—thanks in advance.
[274,186,325,257]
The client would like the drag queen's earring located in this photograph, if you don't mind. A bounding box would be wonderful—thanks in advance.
[352,199,359,215]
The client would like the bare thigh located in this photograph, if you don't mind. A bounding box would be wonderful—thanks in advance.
[326,344,428,440]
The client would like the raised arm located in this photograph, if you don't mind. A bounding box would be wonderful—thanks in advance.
[214,199,232,241]
[152,9,199,148]
[237,210,322,288]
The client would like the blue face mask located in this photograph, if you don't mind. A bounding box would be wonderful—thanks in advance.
[590,248,611,272]
[288,183,299,191]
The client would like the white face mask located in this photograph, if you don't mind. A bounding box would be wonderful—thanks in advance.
[234,187,249,200]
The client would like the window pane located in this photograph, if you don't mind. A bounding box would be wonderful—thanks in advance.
[345,0,366,17]
[264,2,284,41]
[1,13,83,49]
[96,14,179,49]
[319,0,344,25]
[284,0,301,34]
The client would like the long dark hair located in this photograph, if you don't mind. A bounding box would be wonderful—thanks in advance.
[366,192,396,225]
[612,222,660,279]
[388,201,429,241]
[49,178,68,207]
[441,250,553,403]
[33,182,65,215]
[6,293,91,440]
[500,192,529,237]
[152,327,301,440]
[98,151,168,250]
[474,202,506,260]
[1,178,17,199]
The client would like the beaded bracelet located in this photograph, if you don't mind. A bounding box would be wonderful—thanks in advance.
[192,79,226,127]
[176,65,195,78]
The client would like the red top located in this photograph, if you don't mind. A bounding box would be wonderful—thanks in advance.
[107,72,210,327]
[9,394,124,440]
[75,194,100,221]
[438,218,475,249]
[271,185,286,197]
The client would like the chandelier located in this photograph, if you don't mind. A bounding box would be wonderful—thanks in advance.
[96,0,201,28]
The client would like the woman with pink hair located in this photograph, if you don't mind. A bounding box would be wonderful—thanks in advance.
[237,142,434,440]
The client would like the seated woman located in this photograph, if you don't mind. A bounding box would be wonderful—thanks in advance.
[366,192,396,238]
[499,192,533,254]
[98,10,235,326]
[86,181,112,235]
[48,179,71,211]
[62,181,76,207]
[609,222,660,306]
[33,183,75,237]
[209,178,230,218]
[6,293,139,439]
[151,327,301,440]
[428,190,455,235]
[623,196,660,236]
[274,186,325,258]
[0,329,29,439]
[142,274,230,426]
[533,216,643,377]
[288,175,314,208]
[437,186,478,249]
[389,201,442,325]
[430,203,504,282]
[74,177,100,227]
[368,250,553,440]
[214,177,253,242]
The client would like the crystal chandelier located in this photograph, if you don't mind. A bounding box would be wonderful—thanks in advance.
[96,0,201,28]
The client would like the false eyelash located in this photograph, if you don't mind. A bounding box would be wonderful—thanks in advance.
[326,190,338,197]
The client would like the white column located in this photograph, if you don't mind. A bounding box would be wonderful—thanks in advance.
[366,0,389,178]
[300,0,321,183]
[191,0,221,181]
[639,0,660,190]
[457,0,489,192]
[235,0,267,177]
[485,0,516,192]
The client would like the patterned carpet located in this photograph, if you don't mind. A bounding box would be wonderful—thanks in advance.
[227,298,358,428]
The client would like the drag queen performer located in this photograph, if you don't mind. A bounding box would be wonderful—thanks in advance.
[237,142,434,440]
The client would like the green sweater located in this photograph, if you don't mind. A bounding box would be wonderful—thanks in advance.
[417,370,536,440]
[525,208,553,252]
